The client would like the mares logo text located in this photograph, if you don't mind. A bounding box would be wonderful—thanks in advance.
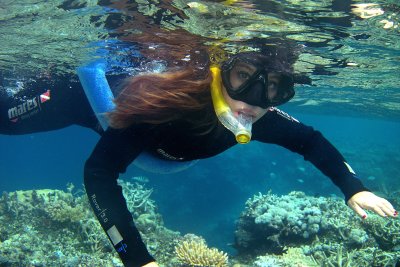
[8,90,50,123]
[8,97,38,122]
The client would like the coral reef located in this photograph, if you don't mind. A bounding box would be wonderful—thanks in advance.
[235,191,351,254]
[2,183,398,267]
[254,247,318,267]
[0,187,117,266]
[235,191,400,266]
[119,180,181,265]
[253,245,399,267]
[362,214,400,250]
[120,180,156,218]
[174,234,229,267]
[0,181,181,267]
[309,245,399,266]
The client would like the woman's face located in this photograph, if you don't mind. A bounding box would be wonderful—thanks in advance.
[221,57,287,122]
[221,84,268,123]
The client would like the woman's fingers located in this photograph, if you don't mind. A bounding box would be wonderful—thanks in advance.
[377,198,397,217]
[380,198,398,217]
[348,191,398,219]
[371,204,387,217]
[348,201,368,219]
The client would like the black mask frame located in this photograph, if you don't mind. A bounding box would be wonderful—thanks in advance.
[221,54,295,108]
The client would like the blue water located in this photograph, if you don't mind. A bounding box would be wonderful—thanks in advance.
[2,112,399,252]
[1,1,399,259]
[0,126,98,191]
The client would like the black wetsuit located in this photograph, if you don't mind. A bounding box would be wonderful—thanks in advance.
[0,74,126,135]
[84,107,368,266]
[1,73,368,266]
[0,75,100,134]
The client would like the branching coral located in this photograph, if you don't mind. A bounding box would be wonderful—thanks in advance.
[174,237,229,267]
[361,214,400,250]
[80,218,111,254]
[119,180,156,218]
[312,245,399,266]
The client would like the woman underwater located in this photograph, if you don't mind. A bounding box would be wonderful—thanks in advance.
[1,39,397,267]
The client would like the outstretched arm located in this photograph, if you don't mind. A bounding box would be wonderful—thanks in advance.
[84,126,157,266]
[254,108,397,219]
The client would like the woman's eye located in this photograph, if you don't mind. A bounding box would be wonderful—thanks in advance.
[268,81,278,88]
[238,71,250,80]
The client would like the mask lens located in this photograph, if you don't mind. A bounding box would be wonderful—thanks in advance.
[222,56,295,108]
[267,72,294,105]
[228,60,259,91]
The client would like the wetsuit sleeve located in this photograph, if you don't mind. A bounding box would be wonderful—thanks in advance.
[84,125,155,266]
[253,108,369,202]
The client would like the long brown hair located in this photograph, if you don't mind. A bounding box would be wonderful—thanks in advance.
[106,11,219,132]
[108,66,216,133]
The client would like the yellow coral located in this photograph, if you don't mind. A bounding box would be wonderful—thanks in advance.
[175,240,228,267]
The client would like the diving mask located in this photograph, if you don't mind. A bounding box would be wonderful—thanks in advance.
[210,66,252,144]
[221,53,295,108]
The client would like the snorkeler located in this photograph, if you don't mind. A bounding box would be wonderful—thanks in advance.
[84,46,397,266]
[0,41,397,267]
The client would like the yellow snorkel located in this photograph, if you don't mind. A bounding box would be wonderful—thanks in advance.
[210,66,252,144]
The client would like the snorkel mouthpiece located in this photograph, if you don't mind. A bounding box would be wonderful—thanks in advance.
[210,66,252,144]
[236,112,252,144]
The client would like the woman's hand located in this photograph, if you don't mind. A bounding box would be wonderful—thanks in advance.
[347,191,398,219]
[142,262,159,267]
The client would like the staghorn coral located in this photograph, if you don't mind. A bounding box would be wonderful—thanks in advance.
[119,180,157,218]
[175,235,229,267]
[361,214,400,250]
[254,245,400,267]
[80,217,111,254]
[310,245,400,266]
[118,179,182,265]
